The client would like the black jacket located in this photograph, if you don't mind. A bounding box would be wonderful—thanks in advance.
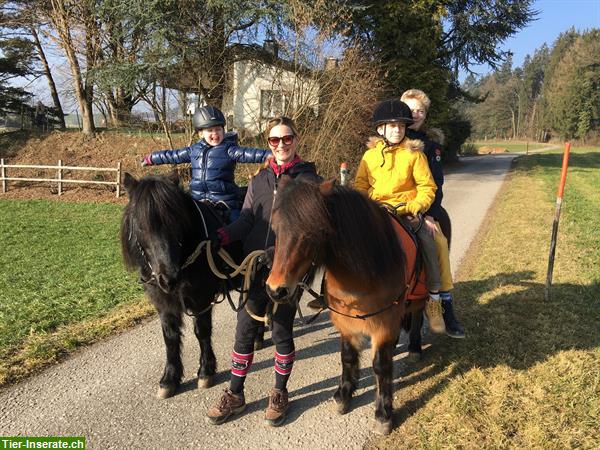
[406,128,444,220]
[225,159,320,254]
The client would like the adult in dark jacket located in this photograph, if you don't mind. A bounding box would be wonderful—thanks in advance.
[401,89,465,338]
[207,116,320,428]
[142,106,269,222]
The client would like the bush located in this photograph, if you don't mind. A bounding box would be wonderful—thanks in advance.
[460,142,479,155]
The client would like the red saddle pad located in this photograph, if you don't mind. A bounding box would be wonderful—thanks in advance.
[389,216,428,301]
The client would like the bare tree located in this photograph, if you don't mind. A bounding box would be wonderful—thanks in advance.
[47,0,95,135]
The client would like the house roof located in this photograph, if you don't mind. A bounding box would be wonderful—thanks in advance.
[162,43,314,92]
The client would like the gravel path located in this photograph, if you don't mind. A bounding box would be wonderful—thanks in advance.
[0,154,518,449]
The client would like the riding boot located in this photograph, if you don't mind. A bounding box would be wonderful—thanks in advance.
[441,292,465,339]
[424,293,445,334]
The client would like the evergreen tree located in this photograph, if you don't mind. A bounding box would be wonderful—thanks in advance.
[542,29,600,140]
[0,36,37,114]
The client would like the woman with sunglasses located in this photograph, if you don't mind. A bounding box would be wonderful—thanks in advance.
[206,116,320,428]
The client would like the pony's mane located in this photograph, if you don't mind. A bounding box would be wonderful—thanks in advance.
[121,175,195,269]
[324,185,404,281]
[274,177,333,244]
[274,178,404,282]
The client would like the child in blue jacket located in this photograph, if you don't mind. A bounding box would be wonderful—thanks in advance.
[142,106,270,222]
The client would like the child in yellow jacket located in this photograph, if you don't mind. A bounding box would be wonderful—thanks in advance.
[354,99,445,333]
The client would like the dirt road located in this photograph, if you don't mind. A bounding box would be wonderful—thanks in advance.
[0,154,517,449]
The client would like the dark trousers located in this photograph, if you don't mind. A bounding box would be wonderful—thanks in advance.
[234,278,296,356]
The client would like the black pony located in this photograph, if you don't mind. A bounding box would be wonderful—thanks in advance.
[121,171,237,399]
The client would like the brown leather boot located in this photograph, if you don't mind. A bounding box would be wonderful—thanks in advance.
[206,389,246,425]
[264,388,289,427]
[425,297,446,334]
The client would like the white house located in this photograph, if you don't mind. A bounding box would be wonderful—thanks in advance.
[223,56,320,135]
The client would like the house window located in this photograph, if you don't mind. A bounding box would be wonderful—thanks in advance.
[260,90,289,119]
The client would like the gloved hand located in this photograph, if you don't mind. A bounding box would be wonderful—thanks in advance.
[141,155,152,167]
[207,230,222,253]
[406,201,422,216]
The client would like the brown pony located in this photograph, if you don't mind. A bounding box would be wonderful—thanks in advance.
[265,176,426,435]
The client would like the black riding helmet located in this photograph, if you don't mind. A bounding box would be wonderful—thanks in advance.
[193,106,226,130]
[372,99,413,127]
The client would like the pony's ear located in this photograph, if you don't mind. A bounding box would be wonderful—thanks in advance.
[123,172,138,193]
[167,170,180,185]
[319,178,336,195]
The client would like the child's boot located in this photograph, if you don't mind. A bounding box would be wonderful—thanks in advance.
[440,292,465,338]
[425,292,446,334]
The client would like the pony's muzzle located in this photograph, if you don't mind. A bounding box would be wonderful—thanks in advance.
[266,284,291,304]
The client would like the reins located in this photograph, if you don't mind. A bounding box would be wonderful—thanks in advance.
[296,273,410,321]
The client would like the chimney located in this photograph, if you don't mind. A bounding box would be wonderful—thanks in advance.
[263,39,279,60]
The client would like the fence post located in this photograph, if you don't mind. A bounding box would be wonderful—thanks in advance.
[1,158,6,193]
[116,161,122,198]
[57,159,62,195]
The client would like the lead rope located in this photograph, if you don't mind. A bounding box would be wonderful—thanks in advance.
[193,200,209,238]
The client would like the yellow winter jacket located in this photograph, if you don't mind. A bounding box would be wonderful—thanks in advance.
[354,137,436,215]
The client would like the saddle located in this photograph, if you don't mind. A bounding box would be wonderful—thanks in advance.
[387,213,428,301]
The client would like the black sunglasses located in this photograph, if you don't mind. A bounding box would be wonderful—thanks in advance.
[268,135,295,146]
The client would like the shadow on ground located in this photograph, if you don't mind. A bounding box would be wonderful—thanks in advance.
[384,270,599,429]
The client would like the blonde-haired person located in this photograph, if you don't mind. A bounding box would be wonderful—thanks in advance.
[206,117,321,427]
[401,89,465,338]
[355,99,446,334]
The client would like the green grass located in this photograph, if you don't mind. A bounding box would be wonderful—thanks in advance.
[0,199,150,385]
[471,140,553,153]
[372,146,600,449]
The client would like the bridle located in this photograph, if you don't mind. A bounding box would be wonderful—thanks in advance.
[130,202,209,287]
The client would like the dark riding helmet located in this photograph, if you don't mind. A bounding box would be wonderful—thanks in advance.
[192,106,226,130]
[372,99,413,127]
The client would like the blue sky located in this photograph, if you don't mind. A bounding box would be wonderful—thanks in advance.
[464,0,600,79]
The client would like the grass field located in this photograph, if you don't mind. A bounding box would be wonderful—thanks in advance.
[0,200,152,386]
[464,140,553,154]
[372,146,600,449]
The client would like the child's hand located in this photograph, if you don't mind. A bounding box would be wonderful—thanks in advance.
[406,201,422,216]
[141,155,152,167]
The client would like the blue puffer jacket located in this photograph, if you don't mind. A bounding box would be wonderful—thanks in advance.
[406,128,444,220]
[150,133,269,208]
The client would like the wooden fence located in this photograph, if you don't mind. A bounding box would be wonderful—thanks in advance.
[0,159,122,198]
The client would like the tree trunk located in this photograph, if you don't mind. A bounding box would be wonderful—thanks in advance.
[31,27,65,129]
[529,101,538,141]
[510,108,517,139]
[49,0,95,135]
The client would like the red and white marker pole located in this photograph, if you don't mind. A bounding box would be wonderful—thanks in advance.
[340,162,349,186]
[544,142,571,301]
